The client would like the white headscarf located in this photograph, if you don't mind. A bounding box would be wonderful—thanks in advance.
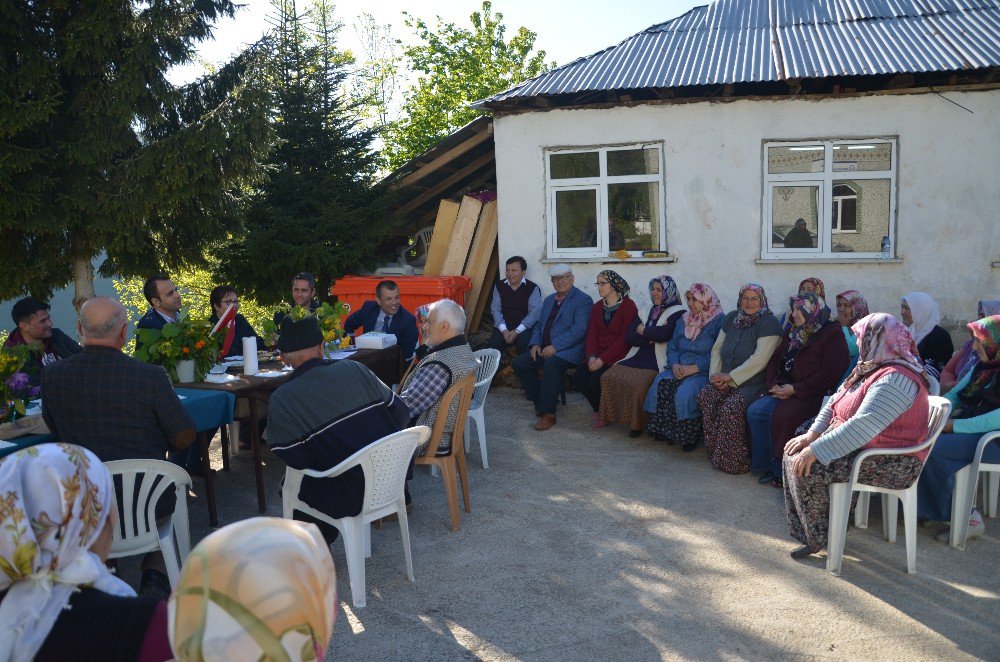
[0,443,134,662]
[901,292,942,344]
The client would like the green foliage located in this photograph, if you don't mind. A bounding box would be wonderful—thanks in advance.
[134,310,223,383]
[215,0,394,303]
[0,1,275,300]
[384,1,553,169]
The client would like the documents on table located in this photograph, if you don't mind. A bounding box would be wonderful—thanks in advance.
[325,349,357,360]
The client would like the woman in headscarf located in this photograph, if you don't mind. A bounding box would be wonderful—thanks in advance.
[940,300,1000,392]
[169,517,337,661]
[0,443,170,662]
[835,290,870,383]
[598,275,686,437]
[574,270,638,427]
[748,293,848,487]
[778,277,826,327]
[783,313,930,559]
[698,283,784,474]
[900,292,953,378]
[918,314,1000,544]
[645,283,725,452]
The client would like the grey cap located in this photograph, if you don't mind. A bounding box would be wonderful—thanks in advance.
[548,263,573,277]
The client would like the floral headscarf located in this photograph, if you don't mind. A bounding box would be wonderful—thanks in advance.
[957,315,1000,409]
[782,293,831,373]
[0,444,133,662]
[798,277,826,300]
[598,270,630,300]
[169,517,337,662]
[682,283,724,340]
[901,292,941,344]
[647,275,680,326]
[979,300,1000,317]
[732,283,772,330]
[953,300,1000,380]
[841,313,928,390]
[836,290,870,328]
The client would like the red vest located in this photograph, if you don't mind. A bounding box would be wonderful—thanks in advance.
[827,365,930,460]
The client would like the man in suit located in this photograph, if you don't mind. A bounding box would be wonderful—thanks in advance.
[42,296,196,599]
[2,297,82,387]
[136,274,183,332]
[511,264,592,431]
[343,279,418,361]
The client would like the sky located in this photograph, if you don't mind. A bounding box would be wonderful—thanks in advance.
[171,0,707,85]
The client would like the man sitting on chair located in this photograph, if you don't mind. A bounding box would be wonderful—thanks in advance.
[268,315,410,541]
[343,279,418,361]
[398,299,478,457]
[488,255,541,357]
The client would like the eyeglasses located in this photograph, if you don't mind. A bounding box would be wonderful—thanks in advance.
[739,296,761,303]
[221,298,239,306]
[550,275,571,282]
[595,281,609,287]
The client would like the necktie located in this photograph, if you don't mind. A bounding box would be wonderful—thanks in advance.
[382,315,391,332]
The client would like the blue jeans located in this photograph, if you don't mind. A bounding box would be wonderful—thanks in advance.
[917,432,1000,521]
[747,396,781,474]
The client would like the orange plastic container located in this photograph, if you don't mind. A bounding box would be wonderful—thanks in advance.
[330,275,473,328]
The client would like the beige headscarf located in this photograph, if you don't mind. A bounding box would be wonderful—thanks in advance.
[168,517,337,661]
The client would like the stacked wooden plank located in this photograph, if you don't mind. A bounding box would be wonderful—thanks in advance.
[423,195,500,331]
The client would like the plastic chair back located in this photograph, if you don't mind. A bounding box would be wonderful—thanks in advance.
[471,349,501,408]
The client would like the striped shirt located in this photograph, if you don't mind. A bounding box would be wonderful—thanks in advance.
[808,372,918,465]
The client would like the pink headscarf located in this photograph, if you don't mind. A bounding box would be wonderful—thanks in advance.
[842,312,928,389]
[682,283,724,340]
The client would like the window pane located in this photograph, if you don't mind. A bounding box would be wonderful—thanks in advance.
[607,148,659,176]
[554,189,598,249]
[832,143,891,172]
[767,145,824,174]
[550,152,599,179]
[771,186,819,249]
[608,182,658,251]
[830,179,890,253]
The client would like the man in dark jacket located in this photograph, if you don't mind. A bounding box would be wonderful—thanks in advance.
[343,279,418,361]
[135,274,183,332]
[269,315,410,541]
[3,297,82,387]
[273,272,322,326]
[783,218,815,248]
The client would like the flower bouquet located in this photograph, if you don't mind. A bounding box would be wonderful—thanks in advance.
[135,310,223,383]
[0,345,38,424]
[265,301,351,351]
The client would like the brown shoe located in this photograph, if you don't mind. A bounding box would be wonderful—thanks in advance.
[534,413,557,430]
[535,410,544,417]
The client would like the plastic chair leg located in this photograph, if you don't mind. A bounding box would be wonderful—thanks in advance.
[826,483,852,576]
[157,521,181,587]
[855,492,870,529]
[464,418,472,453]
[902,489,917,573]
[397,496,415,582]
[951,465,974,549]
[472,408,488,469]
[342,518,368,608]
[440,460,461,531]
[364,522,372,559]
[883,494,899,543]
[985,472,999,517]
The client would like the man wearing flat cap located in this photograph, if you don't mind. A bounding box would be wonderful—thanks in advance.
[511,264,592,430]
[268,315,409,539]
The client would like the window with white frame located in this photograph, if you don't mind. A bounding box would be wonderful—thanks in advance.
[545,144,665,259]
[762,139,896,259]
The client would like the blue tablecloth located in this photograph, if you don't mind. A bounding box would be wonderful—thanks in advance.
[0,388,234,459]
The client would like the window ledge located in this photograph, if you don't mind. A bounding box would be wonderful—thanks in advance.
[992,261,1000,268]
[755,257,903,264]
[541,256,677,264]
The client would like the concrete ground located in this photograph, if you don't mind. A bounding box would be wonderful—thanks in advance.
[124,387,1000,660]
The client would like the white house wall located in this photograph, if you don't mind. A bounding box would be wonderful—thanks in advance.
[492,90,1000,332]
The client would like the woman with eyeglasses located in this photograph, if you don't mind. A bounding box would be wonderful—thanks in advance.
[209,285,266,359]
[698,283,783,473]
[573,270,638,428]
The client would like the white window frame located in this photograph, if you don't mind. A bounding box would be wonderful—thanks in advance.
[545,144,666,259]
[761,138,897,260]
[831,183,859,234]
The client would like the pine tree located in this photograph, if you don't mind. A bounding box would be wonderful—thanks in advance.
[0,1,274,307]
[216,0,392,303]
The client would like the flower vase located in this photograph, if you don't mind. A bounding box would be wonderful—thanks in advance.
[175,359,196,384]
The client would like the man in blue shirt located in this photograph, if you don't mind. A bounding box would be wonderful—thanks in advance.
[343,280,418,361]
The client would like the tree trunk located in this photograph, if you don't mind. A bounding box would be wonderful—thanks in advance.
[71,257,95,311]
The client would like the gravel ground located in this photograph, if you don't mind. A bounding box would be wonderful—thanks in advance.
[120,387,1000,661]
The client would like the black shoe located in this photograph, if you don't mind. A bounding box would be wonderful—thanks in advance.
[185,463,205,478]
[757,471,776,484]
[653,434,674,445]
[682,441,697,453]
[790,545,814,559]
[139,568,171,601]
[770,477,783,489]
[627,429,642,438]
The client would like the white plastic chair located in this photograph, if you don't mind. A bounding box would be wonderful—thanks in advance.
[826,396,951,576]
[464,349,501,469]
[105,459,193,587]
[282,426,430,609]
[926,373,941,396]
[397,226,433,270]
[949,430,1000,549]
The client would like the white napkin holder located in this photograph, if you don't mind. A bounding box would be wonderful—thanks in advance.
[355,332,397,350]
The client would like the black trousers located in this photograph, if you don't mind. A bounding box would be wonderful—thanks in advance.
[573,364,610,412]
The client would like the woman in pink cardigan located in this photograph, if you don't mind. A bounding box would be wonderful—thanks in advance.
[574,270,638,428]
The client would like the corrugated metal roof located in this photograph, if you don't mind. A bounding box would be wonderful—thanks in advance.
[477,0,1000,105]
